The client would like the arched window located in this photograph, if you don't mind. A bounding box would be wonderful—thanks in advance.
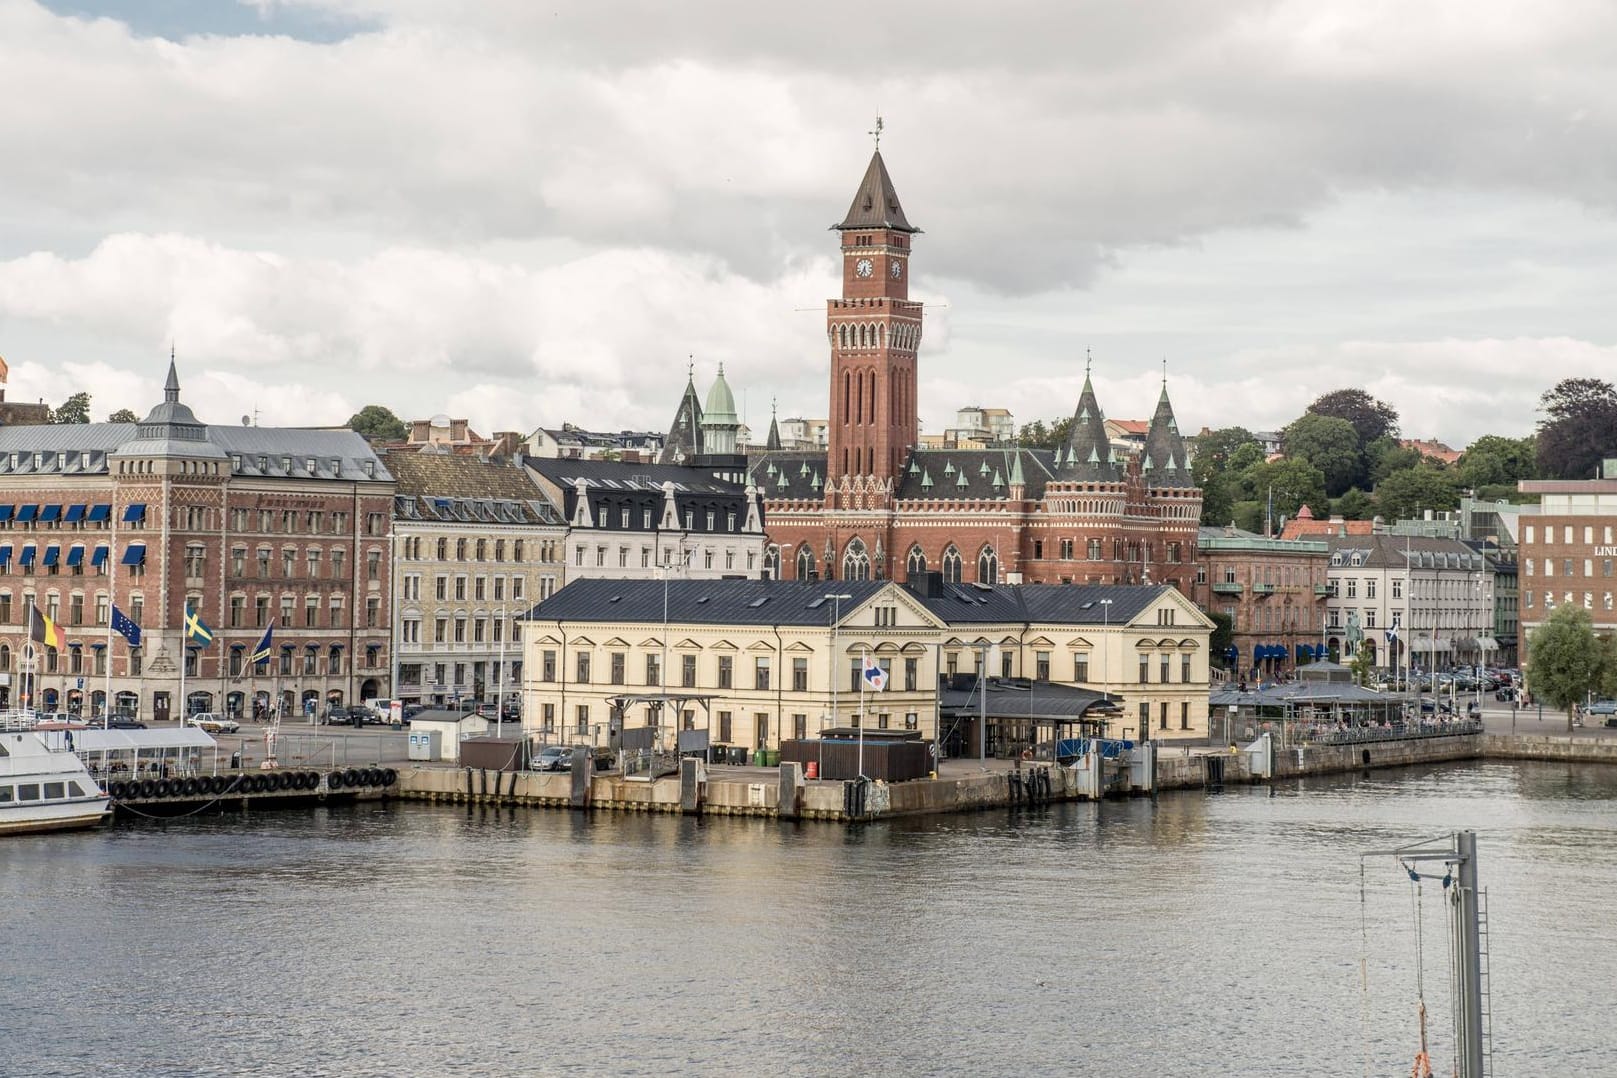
[0,643,9,671]
[906,545,927,578]
[842,538,871,582]
[977,545,998,584]
[941,545,963,584]
[796,545,816,581]
[763,546,781,580]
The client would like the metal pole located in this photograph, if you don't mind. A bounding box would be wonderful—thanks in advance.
[977,643,986,760]
[1454,830,1485,1078]
[858,645,866,779]
[495,605,504,740]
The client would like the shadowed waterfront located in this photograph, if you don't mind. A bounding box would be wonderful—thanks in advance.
[3,760,1614,1077]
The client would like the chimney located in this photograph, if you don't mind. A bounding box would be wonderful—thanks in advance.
[906,570,944,598]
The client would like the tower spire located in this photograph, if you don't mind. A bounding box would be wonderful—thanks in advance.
[869,115,883,149]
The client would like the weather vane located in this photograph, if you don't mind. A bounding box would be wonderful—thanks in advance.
[1085,347,1092,377]
[1162,356,1168,385]
[869,115,883,149]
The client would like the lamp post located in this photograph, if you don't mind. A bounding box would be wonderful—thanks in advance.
[825,592,852,765]
[494,604,506,740]
[1265,486,1297,540]
[1099,597,1114,730]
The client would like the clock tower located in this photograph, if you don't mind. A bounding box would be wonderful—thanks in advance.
[826,146,922,503]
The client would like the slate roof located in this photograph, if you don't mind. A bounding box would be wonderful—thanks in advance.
[528,456,748,496]
[386,451,561,526]
[525,578,891,626]
[1326,533,1484,570]
[895,448,1053,500]
[1140,383,1194,488]
[1055,372,1122,483]
[937,677,1119,720]
[834,150,919,233]
[749,450,829,499]
[906,581,1178,626]
[659,374,704,465]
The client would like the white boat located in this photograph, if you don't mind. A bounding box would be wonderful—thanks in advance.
[0,712,111,836]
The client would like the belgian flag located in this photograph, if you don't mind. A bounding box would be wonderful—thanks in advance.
[28,603,62,649]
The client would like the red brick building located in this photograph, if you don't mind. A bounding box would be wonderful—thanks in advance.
[0,363,394,720]
[742,149,1202,592]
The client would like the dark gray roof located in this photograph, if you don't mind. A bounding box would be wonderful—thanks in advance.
[1141,383,1193,488]
[938,677,1119,722]
[894,448,1052,500]
[526,578,890,626]
[834,150,919,233]
[659,375,704,465]
[528,456,746,495]
[387,452,560,525]
[905,580,1175,626]
[1328,532,1485,570]
[749,450,827,500]
[1055,373,1122,483]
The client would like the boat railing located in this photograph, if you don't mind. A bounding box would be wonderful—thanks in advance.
[1,709,41,732]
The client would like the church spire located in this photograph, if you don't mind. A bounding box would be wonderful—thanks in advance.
[1055,360,1121,483]
[657,360,705,466]
[164,347,180,403]
[833,145,920,233]
[765,397,782,451]
[1142,368,1194,488]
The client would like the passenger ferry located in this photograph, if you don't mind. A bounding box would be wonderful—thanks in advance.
[0,712,111,836]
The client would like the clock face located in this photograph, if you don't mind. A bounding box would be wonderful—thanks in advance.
[890,260,903,279]
[854,258,874,278]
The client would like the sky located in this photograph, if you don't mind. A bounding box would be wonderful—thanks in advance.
[4,1,1617,447]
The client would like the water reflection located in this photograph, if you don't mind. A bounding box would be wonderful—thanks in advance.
[0,761,1613,1076]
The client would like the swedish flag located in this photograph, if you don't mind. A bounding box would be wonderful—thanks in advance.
[183,604,214,647]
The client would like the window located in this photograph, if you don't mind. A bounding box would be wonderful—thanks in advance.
[1160,656,1170,683]
[644,654,661,685]
[1392,578,1403,599]
[575,653,591,683]
[1035,651,1050,680]
[793,714,807,740]
[681,654,697,688]
[1074,655,1089,682]
[542,650,556,682]
[1180,701,1190,730]
[754,656,770,690]
[717,712,732,743]
[718,655,733,689]
[977,546,998,584]
[576,704,590,735]
[792,657,808,692]
[1139,655,1150,683]
[1366,579,1376,599]
[228,596,244,628]
[941,546,962,583]
[1346,579,1358,599]
[433,618,447,643]
[304,596,318,627]
[904,657,918,691]
[610,652,625,685]
[1181,655,1191,684]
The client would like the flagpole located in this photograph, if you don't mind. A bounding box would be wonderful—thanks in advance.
[179,606,187,728]
[25,600,34,715]
[103,527,115,728]
[859,646,867,781]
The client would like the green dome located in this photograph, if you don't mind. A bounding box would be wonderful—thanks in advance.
[701,365,739,427]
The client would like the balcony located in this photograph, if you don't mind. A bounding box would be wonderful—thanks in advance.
[1251,583,1275,596]
[1314,584,1333,597]
[1212,582,1244,595]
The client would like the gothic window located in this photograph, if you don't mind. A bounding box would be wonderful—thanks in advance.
[763,546,781,580]
[906,545,927,578]
[941,545,963,584]
[796,545,817,581]
[842,538,871,582]
[977,545,998,585]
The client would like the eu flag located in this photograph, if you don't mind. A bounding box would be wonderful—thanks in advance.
[110,605,142,647]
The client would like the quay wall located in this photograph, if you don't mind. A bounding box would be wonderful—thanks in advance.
[1481,735,1617,764]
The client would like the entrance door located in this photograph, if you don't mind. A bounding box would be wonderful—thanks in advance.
[153,691,171,722]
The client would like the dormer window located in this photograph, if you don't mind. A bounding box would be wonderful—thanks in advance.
[230,454,242,472]
[281,456,291,472]
[80,452,92,469]
[305,457,316,472]
[258,456,268,471]
[362,460,375,478]
[34,452,44,469]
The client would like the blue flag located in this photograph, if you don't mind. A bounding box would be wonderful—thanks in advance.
[250,625,273,666]
[110,605,142,647]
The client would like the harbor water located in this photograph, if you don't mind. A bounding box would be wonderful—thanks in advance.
[3,760,1614,1077]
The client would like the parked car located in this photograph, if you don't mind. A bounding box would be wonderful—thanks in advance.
[1587,699,1617,717]
[106,716,147,729]
[536,745,574,772]
[187,713,240,735]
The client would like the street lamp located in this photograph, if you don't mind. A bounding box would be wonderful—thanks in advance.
[1099,597,1114,720]
[825,592,852,758]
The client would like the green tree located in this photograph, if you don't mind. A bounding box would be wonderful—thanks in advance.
[1527,603,1604,729]
[1373,463,1461,521]
[1334,488,1375,520]
[1598,633,1617,702]
[1536,378,1617,480]
[1282,413,1362,497]
[107,408,138,423]
[1350,639,1376,687]
[53,391,91,424]
[1366,435,1424,484]
[1458,434,1536,488]
[1191,427,1261,483]
[1017,415,1073,451]
[1208,610,1234,667]
[1307,387,1400,447]
[347,404,408,442]
[1235,457,1328,535]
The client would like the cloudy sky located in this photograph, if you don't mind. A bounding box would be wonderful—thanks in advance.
[3,1,1616,446]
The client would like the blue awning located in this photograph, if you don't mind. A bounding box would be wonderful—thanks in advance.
[91,545,109,567]
[90,643,106,650]
[42,546,60,567]
[63,505,86,523]
[87,504,111,522]
[19,545,37,566]
[39,505,62,523]
[0,505,11,521]
[65,546,84,567]
[121,544,146,566]
[122,504,146,523]
[0,545,10,565]
[16,504,37,522]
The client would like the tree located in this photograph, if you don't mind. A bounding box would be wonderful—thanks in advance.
[1208,610,1234,667]
[1234,457,1328,536]
[1307,388,1399,448]
[1334,488,1375,520]
[1536,378,1617,479]
[1191,427,1261,484]
[107,408,138,423]
[1526,603,1604,729]
[1366,436,1424,485]
[1457,434,1536,489]
[1373,463,1462,522]
[53,392,91,424]
[1017,416,1073,451]
[1282,413,1362,497]
[1598,633,1617,703]
[347,404,408,442]
[1350,639,1376,687]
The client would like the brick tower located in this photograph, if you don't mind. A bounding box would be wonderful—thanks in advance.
[826,146,922,507]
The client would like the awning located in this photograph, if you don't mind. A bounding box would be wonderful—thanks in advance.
[16,504,38,522]
[121,544,146,565]
[19,545,36,566]
[65,546,85,567]
[1477,637,1500,651]
[0,505,11,521]
[87,504,111,522]
[42,546,60,567]
[90,545,109,567]
[39,504,62,523]
[0,545,10,565]
[63,504,86,523]
[1410,638,1452,653]
[122,504,146,523]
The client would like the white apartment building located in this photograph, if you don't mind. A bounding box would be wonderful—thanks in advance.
[1324,533,1495,670]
